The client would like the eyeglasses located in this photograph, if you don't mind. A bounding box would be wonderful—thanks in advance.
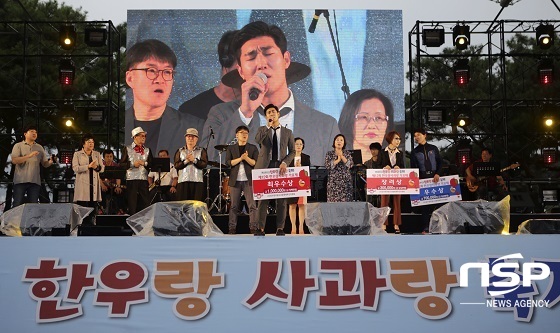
[130,67,175,81]
[355,113,389,128]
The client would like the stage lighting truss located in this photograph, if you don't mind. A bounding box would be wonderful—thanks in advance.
[59,59,75,86]
[84,26,108,47]
[536,24,555,49]
[59,25,77,50]
[453,24,470,50]
[422,26,445,47]
[454,59,470,86]
[538,59,554,85]
[543,148,558,165]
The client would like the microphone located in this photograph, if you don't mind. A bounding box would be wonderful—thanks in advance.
[249,72,268,101]
[209,126,215,139]
[308,10,324,33]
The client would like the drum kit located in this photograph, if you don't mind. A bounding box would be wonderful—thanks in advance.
[204,144,231,214]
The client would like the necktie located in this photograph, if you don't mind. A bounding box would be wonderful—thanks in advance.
[272,127,279,162]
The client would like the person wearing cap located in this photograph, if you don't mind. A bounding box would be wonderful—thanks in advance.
[174,128,208,202]
[125,39,204,159]
[201,21,340,167]
[119,126,153,214]
[225,125,259,234]
[179,30,240,122]
[10,125,56,208]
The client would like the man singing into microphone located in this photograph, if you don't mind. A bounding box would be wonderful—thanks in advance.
[254,104,295,236]
[201,21,339,166]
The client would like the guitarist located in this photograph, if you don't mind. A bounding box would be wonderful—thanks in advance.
[465,147,508,201]
[101,149,125,214]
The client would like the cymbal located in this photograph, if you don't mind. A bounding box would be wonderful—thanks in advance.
[207,161,228,169]
[214,144,229,151]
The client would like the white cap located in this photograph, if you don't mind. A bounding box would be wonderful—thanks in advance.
[131,126,147,138]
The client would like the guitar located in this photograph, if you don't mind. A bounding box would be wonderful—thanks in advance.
[102,180,127,190]
[467,163,520,192]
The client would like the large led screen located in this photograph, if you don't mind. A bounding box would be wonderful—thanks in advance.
[126,9,404,167]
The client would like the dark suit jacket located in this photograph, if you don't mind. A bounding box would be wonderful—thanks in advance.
[201,97,339,167]
[289,153,311,168]
[125,105,204,160]
[254,125,295,170]
[225,143,259,186]
[379,148,405,169]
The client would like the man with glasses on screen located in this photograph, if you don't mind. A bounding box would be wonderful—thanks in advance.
[125,39,203,158]
[202,21,339,166]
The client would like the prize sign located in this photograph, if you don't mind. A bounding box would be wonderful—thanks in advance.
[410,175,462,207]
[366,168,420,195]
[252,166,311,200]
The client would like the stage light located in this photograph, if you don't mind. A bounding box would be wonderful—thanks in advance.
[454,59,470,86]
[422,27,445,47]
[426,107,445,125]
[453,24,470,50]
[538,59,553,85]
[544,116,554,127]
[543,148,557,164]
[59,150,74,165]
[59,59,75,86]
[59,25,77,50]
[85,107,105,124]
[455,104,471,127]
[457,148,472,165]
[84,26,107,47]
[536,24,554,49]
[63,116,74,127]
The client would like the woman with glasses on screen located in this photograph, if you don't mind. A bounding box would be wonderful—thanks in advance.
[380,131,404,234]
[338,89,394,162]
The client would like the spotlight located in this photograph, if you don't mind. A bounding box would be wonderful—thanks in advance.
[63,116,74,127]
[536,24,554,49]
[59,25,77,50]
[59,59,75,86]
[543,148,557,165]
[456,104,471,127]
[538,59,554,85]
[454,59,470,86]
[453,24,470,50]
[544,117,554,127]
[84,26,107,47]
[422,27,445,47]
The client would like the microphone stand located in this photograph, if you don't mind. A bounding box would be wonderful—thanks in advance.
[323,10,350,100]
[204,130,214,208]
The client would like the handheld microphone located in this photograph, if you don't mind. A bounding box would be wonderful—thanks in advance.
[249,72,268,101]
[209,126,215,139]
[308,10,324,33]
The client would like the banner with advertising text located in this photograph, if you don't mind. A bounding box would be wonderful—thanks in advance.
[252,166,311,200]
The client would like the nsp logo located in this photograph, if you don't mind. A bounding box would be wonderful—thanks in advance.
[459,253,550,296]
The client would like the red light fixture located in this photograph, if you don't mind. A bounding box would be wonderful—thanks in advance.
[539,59,554,85]
[454,59,470,86]
[59,59,75,86]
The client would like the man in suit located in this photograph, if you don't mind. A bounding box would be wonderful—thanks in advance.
[201,21,339,166]
[254,104,295,236]
[225,125,259,234]
[125,39,204,158]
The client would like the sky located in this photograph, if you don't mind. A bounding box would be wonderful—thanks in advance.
[58,0,559,35]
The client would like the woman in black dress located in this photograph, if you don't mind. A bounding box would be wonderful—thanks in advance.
[380,131,404,233]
